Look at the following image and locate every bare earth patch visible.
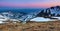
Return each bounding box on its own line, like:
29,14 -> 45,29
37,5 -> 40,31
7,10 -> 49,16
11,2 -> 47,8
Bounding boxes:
0,21 -> 60,31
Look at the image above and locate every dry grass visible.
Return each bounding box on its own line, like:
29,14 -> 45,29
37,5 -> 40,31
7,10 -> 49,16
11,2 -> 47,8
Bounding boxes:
0,21 -> 60,31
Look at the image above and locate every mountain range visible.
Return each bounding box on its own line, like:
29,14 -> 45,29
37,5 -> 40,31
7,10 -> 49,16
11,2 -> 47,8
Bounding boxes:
0,6 -> 60,22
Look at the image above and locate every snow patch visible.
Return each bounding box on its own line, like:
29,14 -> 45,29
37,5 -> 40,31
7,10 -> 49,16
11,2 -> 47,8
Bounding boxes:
30,17 -> 57,22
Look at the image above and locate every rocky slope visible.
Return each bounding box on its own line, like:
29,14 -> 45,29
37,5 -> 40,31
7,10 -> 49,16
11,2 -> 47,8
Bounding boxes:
37,6 -> 60,17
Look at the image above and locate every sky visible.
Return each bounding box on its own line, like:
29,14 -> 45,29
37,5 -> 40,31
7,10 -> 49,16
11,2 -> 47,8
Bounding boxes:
0,0 -> 60,8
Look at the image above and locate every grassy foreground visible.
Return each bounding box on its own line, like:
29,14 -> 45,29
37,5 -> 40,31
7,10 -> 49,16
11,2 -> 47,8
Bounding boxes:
0,21 -> 60,31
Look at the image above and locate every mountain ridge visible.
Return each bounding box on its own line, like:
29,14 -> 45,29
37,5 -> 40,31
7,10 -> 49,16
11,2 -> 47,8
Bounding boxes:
0,6 -> 60,23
